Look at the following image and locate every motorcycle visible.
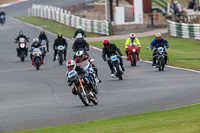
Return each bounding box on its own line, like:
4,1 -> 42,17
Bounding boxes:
15,37 -> 29,62
77,59 -> 99,94
154,47 -> 167,71
108,54 -> 123,80
128,44 -> 139,66
41,40 -> 47,56
31,48 -> 43,70
147,47 -> 167,71
56,45 -> 65,65
0,15 -> 5,25
68,70 -> 98,106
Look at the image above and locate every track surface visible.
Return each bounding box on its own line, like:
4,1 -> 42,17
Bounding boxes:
1,1 -> 200,132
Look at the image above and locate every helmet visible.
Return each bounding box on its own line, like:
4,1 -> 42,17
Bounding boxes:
155,33 -> 162,41
40,30 -> 45,34
57,33 -> 62,39
90,58 -> 95,65
33,38 -> 39,46
19,31 -> 23,36
66,60 -> 76,70
76,33 -> 83,43
76,51 -> 84,61
130,33 -> 136,40
77,26 -> 82,30
103,39 -> 110,47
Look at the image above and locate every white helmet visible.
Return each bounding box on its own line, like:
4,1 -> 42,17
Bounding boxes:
33,38 -> 39,46
76,51 -> 84,61
130,33 -> 136,40
77,26 -> 82,29
33,38 -> 39,43
66,60 -> 76,70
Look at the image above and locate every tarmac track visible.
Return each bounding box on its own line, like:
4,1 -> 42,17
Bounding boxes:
1,0 -> 200,132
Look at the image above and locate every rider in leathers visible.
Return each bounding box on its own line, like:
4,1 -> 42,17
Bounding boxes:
150,33 -> 169,66
38,30 -> 49,52
30,38 -> 43,64
66,60 -> 93,95
15,31 -> 29,57
53,33 -> 68,61
102,39 -> 125,77
74,51 -> 101,83
73,26 -> 86,39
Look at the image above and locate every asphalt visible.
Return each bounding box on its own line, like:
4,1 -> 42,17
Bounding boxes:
0,0 -> 200,132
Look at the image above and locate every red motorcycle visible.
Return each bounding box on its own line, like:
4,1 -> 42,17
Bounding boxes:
128,44 -> 139,66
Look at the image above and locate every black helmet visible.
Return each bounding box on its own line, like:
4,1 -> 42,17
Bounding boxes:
58,33 -> 62,39
40,30 -> 45,34
19,31 -> 23,36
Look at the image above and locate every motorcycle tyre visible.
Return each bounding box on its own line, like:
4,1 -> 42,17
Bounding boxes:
59,53 -> 63,65
89,74 -> 98,94
116,63 -> 123,80
131,53 -> 137,66
35,58 -> 40,70
91,93 -> 98,105
77,87 -> 89,106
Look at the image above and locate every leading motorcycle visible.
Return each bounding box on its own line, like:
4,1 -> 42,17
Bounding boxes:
76,58 -> 99,94
68,70 -> 98,106
31,48 -> 43,70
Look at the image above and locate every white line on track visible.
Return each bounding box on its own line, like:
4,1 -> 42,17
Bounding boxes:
11,17 -> 200,74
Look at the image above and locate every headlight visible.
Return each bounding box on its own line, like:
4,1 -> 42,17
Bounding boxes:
133,49 -> 136,52
20,43 -> 25,48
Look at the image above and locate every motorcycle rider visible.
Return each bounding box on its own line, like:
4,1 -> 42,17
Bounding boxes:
72,34 -> 89,59
15,31 -> 29,57
75,51 -> 101,83
38,30 -> 49,52
102,39 -> 125,77
125,33 -> 141,60
66,60 -> 93,95
30,38 -> 43,64
53,33 -> 68,61
150,33 -> 169,66
73,26 -> 86,39
0,9 -> 6,22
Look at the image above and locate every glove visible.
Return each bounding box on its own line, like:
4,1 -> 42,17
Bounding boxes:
67,81 -> 72,86
166,46 -> 169,49
125,48 -> 128,52
151,47 -> 153,50
120,54 -> 123,56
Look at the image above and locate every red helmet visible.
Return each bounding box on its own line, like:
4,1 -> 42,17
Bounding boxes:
130,33 -> 136,40
103,39 -> 110,47
66,60 -> 76,70
155,33 -> 162,41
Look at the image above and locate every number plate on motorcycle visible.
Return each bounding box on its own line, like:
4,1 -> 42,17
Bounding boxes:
68,70 -> 77,78
111,55 -> 117,61
58,46 -> 64,50
85,69 -> 89,73
158,47 -> 163,52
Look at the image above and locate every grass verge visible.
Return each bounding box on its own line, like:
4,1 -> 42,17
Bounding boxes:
17,17 -> 102,38
8,104 -> 200,133
89,34 -> 200,71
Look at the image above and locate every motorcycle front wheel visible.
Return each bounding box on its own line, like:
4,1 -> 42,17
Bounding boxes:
116,64 -> 123,80
77,87 -> 89,106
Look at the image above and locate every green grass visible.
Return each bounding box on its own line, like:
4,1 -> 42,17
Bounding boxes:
89,34 -> 200,70
17,17 -> 102,38
7,104 -> 200,133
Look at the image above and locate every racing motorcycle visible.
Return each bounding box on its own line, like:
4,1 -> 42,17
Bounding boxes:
15,37 -> 29,62
56,45 -> 65,65
31,48 -> 43,70
76,58 -> 99,94
41,40 -> 47,56
67,70 -> 98,106
0,15 -> 5,25
153,47 -> 167,71
147,47 -> 167,71
128,44 -> 139,66
108,54 -> 123,80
